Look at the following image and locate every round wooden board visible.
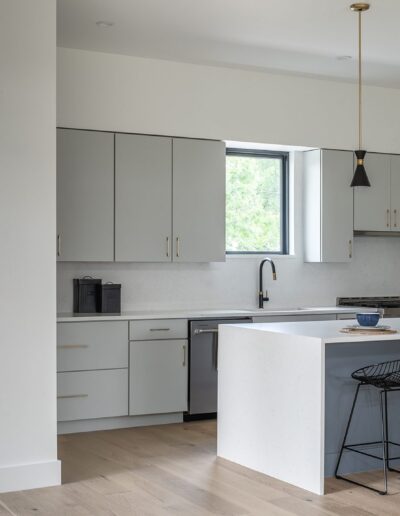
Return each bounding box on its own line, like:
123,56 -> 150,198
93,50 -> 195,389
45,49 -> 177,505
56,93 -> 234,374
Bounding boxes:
340,327 -> 398,335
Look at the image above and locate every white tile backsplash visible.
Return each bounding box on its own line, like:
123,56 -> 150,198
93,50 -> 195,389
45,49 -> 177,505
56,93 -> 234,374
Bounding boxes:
57,236 -> 400,312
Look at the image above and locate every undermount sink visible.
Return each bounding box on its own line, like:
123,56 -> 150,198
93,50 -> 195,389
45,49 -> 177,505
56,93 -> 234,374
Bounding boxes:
253,307 -> 306,313
194,309 -> 252,315
253,307 -> 340,313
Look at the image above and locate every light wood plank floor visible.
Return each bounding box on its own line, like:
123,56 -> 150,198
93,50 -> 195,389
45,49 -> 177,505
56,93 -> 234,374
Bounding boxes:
1,421 -> 400,515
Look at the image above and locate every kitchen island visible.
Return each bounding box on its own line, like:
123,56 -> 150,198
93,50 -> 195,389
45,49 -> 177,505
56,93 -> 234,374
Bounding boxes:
217,319 -> 400,495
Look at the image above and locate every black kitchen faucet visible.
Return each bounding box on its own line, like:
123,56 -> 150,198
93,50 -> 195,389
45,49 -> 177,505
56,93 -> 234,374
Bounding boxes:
258,258 -> 277,308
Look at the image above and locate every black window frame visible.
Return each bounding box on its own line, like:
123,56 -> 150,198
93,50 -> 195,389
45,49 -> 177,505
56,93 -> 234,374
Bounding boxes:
225,148 -> 289,255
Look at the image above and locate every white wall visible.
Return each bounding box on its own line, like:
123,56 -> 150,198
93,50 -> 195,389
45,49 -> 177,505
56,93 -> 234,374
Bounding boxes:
0,0 -> 60,492
57,48 -> 400,312
57,47 -> 400,153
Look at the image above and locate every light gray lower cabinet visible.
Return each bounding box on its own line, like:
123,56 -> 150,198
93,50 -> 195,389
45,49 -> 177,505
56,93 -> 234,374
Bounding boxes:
57,370 -> 128,422
172,138 -> 226,262
129,339 -> 188,415
57,129 -> 114,261
57,321 -> 129,422
115,134 -> 173,262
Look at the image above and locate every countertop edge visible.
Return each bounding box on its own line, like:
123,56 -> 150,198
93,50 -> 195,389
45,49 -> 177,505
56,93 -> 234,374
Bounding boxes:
57,306 -> 361,323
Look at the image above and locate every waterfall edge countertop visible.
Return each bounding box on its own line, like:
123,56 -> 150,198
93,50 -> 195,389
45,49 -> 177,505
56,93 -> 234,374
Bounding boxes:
232,318 -> 400,343
57,306 -> 363,322
217,318 -> 400,496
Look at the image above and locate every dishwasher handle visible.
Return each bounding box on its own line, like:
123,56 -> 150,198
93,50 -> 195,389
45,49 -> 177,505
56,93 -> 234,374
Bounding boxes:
193,328 -> 219,335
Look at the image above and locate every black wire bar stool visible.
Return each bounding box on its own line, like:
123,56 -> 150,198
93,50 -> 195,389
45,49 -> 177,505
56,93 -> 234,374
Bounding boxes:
335,359 -> 400,495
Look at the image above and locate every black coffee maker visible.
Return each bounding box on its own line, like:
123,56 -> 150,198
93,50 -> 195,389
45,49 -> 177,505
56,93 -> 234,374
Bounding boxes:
73,277 -> 121,314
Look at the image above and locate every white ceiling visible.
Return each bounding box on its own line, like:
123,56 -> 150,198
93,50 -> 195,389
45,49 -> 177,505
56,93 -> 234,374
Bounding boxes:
57,0 -> 400,88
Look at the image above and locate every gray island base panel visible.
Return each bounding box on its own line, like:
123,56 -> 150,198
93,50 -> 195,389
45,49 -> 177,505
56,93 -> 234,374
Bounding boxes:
217,319 -> 400,495
325,340 -> 400,477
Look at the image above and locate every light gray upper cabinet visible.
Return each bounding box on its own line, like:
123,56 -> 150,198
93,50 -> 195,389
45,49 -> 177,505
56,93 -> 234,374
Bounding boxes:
172,138 -> 226,262
57,129 -> 114,261
354,153 -> 391,231
115,134 -> 172,262
390,155 -> 400,231
303,149 -> 353,263
58,130 -> 225,263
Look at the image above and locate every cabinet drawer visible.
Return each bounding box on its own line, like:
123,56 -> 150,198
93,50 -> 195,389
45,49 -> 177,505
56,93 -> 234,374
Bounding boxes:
57,321 -> 128,372
129,319 -> 187,341
57,369 -> 128,422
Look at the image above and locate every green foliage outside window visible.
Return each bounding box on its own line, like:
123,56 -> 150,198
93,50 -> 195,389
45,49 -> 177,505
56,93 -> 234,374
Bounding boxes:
226,154 -> 282,253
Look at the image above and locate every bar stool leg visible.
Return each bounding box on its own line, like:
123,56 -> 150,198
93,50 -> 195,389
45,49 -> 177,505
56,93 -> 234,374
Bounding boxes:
336,384 -> 388,495
335,383 -> 361,478
385,390 -> 400,474
380,390 -> 388,495
384,390 -> 390,472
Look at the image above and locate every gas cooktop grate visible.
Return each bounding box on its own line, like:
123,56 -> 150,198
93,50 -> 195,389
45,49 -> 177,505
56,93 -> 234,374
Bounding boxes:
337,296 -> 400,310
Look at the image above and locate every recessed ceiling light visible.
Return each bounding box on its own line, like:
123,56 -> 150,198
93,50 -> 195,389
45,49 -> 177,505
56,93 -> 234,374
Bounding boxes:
96,20 -> 114,28
337,55 -> 352,61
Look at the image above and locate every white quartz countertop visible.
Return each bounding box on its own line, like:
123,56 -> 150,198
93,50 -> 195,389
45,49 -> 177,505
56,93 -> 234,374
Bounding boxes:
225,318 -> 400,344
57,306 -> 361,322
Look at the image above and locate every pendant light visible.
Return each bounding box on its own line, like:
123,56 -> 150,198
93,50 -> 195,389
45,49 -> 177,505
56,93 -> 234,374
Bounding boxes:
350,3 -> 371,187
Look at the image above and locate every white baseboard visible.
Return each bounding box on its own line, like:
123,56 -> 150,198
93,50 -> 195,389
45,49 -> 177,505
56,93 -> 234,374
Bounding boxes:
0,460 -> 61,494
58,413 -> 183,434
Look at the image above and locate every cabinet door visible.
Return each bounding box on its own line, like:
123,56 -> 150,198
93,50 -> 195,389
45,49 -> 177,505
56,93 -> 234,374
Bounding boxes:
172,139 -> 225,262
390,155 -> 400,231
57,129 -> 114,261
354,153 -> 391,231
321,150 -> 354,262
115,134 -> 172,262
129,339 -> 187,415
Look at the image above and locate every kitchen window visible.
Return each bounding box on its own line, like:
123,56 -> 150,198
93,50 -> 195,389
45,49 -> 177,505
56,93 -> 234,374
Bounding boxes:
226,148 -> 289,254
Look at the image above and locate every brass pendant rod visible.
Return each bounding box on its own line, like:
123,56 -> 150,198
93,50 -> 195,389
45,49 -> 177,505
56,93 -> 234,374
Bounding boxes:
358,10 -> 362,151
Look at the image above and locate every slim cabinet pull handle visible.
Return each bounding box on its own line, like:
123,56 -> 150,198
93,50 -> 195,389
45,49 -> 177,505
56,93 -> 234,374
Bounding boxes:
182,345 -> 186,366
57,344 -> 89,349
150,328 -> 170,332
166,236 -> 170,257
349,240 -> 352,259
57,234 -> 61,257
394,210 -> 397,228
176,237 -> 180,258
387,209 -> 390,228
57,394 -> 88,400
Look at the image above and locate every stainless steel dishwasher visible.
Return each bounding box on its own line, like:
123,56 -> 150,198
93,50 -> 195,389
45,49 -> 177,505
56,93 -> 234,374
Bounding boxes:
185,317 -> 252,420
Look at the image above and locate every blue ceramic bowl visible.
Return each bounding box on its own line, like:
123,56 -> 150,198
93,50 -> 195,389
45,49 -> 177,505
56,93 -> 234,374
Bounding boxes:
356,312 -> 380,327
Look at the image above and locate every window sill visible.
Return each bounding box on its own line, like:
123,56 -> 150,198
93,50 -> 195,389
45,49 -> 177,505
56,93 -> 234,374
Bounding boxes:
226,253 -> 296,261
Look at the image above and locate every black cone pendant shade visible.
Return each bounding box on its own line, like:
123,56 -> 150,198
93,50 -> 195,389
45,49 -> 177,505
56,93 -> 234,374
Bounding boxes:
350,3 -> 371,187
351,150 -> 370,187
